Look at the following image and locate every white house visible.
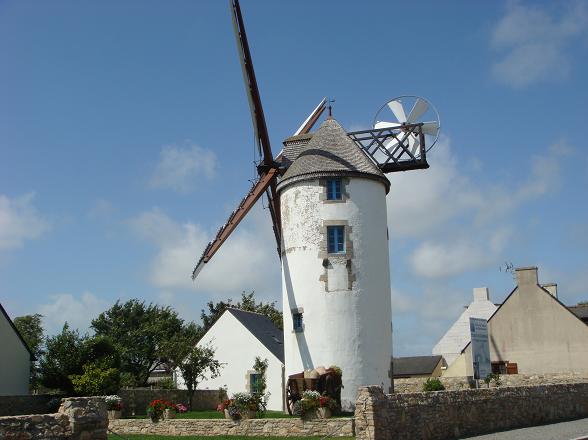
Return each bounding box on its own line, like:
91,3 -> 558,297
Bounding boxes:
0,303 -> 32,395
176,308 -> 284,411
432,287 -> 497,368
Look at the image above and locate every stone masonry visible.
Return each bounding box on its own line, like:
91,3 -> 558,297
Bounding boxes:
355,383 -> 588,440
109,417 -> 355,437
394,372 -> 588,394
117,388 -> 224,417
0,397 -> 108,440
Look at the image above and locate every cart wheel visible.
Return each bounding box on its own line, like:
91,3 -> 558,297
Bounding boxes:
286,388 -> 296,415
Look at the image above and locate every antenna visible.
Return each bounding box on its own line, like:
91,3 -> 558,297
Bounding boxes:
327,98 -> 336,117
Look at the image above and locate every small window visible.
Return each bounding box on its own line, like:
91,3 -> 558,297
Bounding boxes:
327,226 -> 345,253
293,312 -> 303,332
250,373 -> 261,394
326,178 -> 342,200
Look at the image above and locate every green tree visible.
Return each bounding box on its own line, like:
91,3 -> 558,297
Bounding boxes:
69,364 -> 120,396
91,299 -> 196,386
252,357 -> 269,414
40,323 -> 86,394
200,292 -> 283,335
13,314 -> 44,390
177,344 -> 222,410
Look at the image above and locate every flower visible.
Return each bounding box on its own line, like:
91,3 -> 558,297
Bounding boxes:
105,395 -> 123,411
176,403 -> 188,413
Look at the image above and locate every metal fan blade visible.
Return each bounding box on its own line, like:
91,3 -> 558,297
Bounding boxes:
192,168 -> 279,279
294,97 -> 327,136
421,121 -> 440,136
387,101 -> 407,123
375,121 -> 402,129
231,0 -> 274,167
406,98 -> 429,123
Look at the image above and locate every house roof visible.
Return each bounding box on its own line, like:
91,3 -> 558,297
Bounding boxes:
277,118 -> 390,193
0,303 -> 34,360
569,305 -> 588,322
226,308 -> 284,363
392,355 -> 442,378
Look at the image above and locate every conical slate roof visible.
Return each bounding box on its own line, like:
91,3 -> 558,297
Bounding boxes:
277,118 -> 389,192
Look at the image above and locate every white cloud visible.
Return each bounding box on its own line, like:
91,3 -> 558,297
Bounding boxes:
37,292 -> 108,336
150,142 -> 217,193
129,204 -> 280,297
490,1 -> 588,88
386,137 -> 568,279
0,193 -> 49,251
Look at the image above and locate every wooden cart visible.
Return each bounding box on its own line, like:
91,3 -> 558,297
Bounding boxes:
285,369 -> 342,415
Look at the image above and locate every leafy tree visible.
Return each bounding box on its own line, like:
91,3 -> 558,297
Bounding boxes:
69,363 -> 120,396
177,344 -> 222,410
13,314 -> 44,390
91,299 -> 196,386
200,292 -> 283,335
40,323 -> 86,394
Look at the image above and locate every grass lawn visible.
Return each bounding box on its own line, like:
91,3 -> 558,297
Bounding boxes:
109,436 -> 354,440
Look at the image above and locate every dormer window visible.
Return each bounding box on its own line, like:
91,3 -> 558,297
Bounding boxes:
326,178 -> 342,200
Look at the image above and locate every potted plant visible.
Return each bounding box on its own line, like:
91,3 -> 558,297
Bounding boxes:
217,393 -> 258,420
317,395 -> 337,419
105,395 -> 123,419
293,390 -> 320,420
164,402 -> 178,420
146,399 -> 169,422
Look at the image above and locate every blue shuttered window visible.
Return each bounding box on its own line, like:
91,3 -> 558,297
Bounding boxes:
293,312 -> 303,332
327,226 -> 345,253
326,179 -> 342,200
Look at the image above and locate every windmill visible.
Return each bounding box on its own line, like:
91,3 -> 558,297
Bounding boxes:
192,0 -> 441,410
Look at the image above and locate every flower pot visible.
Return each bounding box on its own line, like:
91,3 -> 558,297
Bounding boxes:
241,410 -> 256,419
224,409 -> 232,419
164,408 -> 176,419
107,410 -> 122,420
317,407 -> 332,419
149,412 -> 161,423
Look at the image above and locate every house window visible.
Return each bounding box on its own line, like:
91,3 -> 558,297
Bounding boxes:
326,178 -> 342,200
250,373 -> 261,394
327,226 -> 345,253
293,312 -> 303,332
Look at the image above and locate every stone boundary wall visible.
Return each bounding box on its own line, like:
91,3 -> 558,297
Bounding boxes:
0,394 -> 65,416
394,372 -> 588,393
109,417 -> 355,437
0,397 -> 108,440
118,388 -> 225,417
355,383 -> 588,440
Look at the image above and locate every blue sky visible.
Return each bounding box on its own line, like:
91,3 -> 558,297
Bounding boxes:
1,0 -> 587,356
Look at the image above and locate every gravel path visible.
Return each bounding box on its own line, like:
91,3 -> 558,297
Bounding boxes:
462,418 -> 588,440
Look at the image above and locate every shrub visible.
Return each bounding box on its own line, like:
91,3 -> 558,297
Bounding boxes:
154,378 -> 176,389
484,373 -> 502,387
422,378 -> 445,392
69,363 -> 120,396
105,395 -> 123,411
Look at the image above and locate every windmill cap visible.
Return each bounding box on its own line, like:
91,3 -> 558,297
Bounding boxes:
277,118 -> 390,193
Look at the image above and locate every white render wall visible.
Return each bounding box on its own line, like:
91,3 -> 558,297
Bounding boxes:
280,177 -> 392,410
0,309 -> 30,395
175,312 -> 284,411
433,287 -> 498,368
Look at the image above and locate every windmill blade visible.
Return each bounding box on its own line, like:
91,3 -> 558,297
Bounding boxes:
421,121 -> 440,136
406,98 -> 429,123
231,0 -> 274,166
294,97 -> 327,136
374,121 -> 402,130
408,134 -> 421,156
192,168 -> 279,280
387,100 -> 407,122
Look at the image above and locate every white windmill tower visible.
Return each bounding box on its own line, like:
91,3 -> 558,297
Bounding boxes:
192,0 -> 440,411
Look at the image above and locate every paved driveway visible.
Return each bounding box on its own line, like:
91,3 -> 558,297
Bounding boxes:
462,418 -> 588,440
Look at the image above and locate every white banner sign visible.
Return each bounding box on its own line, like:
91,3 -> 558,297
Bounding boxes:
470,317 -> 492,380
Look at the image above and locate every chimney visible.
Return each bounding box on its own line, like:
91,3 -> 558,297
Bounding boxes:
473,287 -> 490,302
542,283 -> 558,299
515,266 -> 538,287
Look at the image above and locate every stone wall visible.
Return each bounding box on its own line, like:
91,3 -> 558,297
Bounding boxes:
0,394 -> 65,416
355,383 -> 588,440
394,372 -> 588,393
0,397 -> 108,440
118,388 -> 225,416
109,417 -> 354,437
